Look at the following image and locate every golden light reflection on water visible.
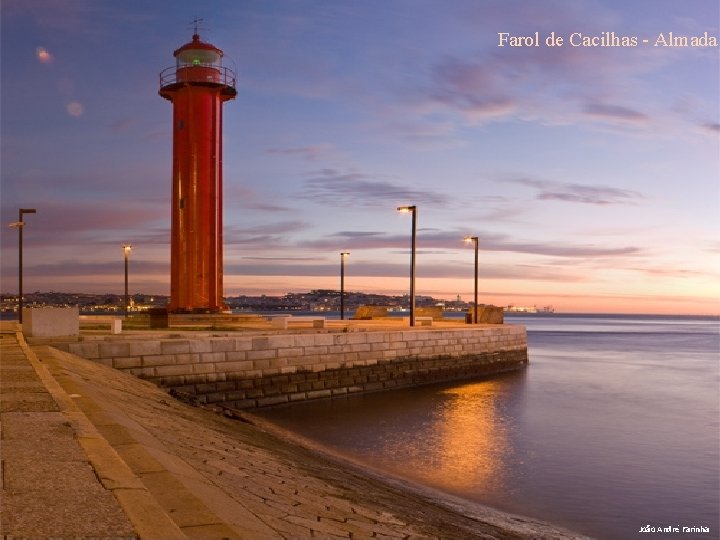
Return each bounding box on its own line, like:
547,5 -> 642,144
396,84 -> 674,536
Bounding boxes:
380,379 -> 510,493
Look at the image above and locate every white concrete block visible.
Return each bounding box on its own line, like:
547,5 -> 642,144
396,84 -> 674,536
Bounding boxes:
110,319 -> 122,334
22,307 -> 79,337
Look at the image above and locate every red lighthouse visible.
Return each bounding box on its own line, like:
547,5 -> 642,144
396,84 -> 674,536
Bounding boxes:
159,34 -> 236,313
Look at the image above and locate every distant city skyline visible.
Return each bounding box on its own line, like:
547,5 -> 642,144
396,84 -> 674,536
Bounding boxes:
1,0 -> 718,315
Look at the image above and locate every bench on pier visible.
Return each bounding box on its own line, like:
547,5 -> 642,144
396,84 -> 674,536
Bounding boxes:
268,315 -> 326,329
79,315 -> 123,334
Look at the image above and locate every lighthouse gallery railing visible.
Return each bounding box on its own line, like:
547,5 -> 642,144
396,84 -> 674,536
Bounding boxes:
159,65 -> 236,89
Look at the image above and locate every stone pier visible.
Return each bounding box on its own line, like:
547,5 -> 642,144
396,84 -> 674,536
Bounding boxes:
54,325 -> 528,409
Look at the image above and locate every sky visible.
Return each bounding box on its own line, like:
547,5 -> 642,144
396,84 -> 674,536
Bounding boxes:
1,0 -> 719,315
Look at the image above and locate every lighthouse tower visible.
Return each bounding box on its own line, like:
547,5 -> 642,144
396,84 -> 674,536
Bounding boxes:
159,33 -> 236,313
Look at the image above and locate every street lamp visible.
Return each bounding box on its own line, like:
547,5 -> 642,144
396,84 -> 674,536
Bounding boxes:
340,252 -> 350,320
8,208 -> 37,323
464,236 -> 479,324
123,244 -> 132,317
397,205 -> 417,326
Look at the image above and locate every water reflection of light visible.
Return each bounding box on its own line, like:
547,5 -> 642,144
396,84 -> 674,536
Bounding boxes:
381,380 -> 510,493
434,381 -> 509,491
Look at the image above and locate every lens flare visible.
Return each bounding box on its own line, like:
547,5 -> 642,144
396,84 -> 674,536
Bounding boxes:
35,47 -> 53,63
66,102 -> 84,116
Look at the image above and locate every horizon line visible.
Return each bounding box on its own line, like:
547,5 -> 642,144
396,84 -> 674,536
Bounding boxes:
1,289 -> 717,319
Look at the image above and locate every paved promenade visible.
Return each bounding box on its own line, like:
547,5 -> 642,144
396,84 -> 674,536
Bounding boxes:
0,324 -> 136,538
1,322 -> 588,539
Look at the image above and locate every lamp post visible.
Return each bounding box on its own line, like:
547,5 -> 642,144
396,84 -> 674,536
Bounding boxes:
8,208 -> 37,323
464,236 -> 479,324
123,244 -> 132,317
397,205 -> 417,326
340,252 -> 349,320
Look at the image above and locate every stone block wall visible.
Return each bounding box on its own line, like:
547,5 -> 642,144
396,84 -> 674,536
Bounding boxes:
58,326 -> 527,409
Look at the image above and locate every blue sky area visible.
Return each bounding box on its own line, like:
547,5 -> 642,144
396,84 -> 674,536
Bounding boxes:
1,0 -> 718,314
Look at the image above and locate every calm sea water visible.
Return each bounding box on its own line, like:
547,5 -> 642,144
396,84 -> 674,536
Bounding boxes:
256,314 -> 720,540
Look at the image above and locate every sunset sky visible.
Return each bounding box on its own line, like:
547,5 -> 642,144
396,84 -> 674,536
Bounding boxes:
1,0 -> 718,315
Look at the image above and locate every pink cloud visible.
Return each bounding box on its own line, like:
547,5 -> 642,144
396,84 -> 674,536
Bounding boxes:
266,144 -> 333,161
584,102 -> 648,123
4,201 -> 164,249
505,178 -> 644,205
299,168 -> 449,208
300,228 -> 643,259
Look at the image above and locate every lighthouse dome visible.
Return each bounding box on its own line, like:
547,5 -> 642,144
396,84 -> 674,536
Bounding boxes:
174,34 -> 223,68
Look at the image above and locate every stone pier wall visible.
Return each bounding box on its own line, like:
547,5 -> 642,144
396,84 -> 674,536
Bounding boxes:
56,326 -> 527,409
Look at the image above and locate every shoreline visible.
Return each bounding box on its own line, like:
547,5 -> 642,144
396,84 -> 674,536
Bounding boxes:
230,407 -> 591,539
